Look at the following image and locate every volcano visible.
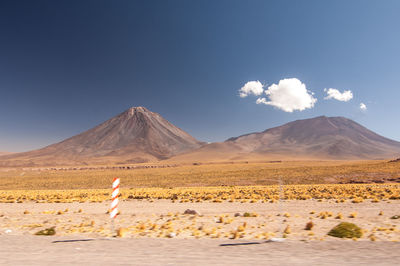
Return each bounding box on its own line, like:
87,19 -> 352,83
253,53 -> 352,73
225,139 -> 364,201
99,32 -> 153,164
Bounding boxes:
170,116 -> 400,161
0,107 -> 203,166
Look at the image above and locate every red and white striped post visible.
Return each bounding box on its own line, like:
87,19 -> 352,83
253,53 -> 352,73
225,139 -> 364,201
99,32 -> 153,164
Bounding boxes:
110,177 -> 120,235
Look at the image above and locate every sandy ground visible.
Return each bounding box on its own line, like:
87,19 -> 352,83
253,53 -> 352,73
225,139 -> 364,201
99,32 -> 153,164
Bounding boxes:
1,236 -> 400,265
1,200 -> 399,265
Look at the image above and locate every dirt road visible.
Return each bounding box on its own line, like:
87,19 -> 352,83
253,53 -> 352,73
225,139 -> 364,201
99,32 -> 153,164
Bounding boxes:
1,235 -> 399,265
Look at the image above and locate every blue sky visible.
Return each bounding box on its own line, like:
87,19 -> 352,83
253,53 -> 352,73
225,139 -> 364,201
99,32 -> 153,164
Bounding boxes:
1,0 -> 400,152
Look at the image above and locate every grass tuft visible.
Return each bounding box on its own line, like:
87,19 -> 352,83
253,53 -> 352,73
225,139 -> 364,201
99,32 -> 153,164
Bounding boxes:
35,227 -> 56,236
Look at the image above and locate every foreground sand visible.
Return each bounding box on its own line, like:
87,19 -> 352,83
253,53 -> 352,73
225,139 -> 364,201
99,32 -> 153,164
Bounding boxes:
1,200 -> 399,265
1,236 -> 400,265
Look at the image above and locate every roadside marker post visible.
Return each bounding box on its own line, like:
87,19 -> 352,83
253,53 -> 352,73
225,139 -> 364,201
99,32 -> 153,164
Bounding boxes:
110,177 -> 120,236
264,178 -> 285,242
269,178 -> 285,242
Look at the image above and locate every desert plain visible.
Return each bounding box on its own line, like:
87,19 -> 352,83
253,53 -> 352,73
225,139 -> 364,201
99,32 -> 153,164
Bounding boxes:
1,160 -> 400,265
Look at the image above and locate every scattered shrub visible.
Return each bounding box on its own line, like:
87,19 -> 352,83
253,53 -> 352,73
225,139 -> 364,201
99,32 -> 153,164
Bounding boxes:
328,222 -> 362,239
284,225 -> 291,234
335,213 -> 343,219
349,212 -> 357,218
117,227 -> 129,237
352,197 -> 364,203
35,227 -> 56,236
305,221 -> 314,230
243,212 -> 258,217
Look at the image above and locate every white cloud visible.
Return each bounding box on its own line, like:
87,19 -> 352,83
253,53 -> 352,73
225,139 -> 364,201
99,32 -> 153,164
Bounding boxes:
324,88 -> 353,102
360,103 -> 367,111
256,78 -> 317,112
239,80 -> 264,98
256,97 -> 267,104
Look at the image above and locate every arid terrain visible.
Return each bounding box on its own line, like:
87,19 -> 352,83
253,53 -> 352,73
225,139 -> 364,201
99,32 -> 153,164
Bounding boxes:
1,161 -> 400,265
1,199 -> 399,265
3,0 -> 400,263
1,108 -> 400,265
0,160 -> 399,190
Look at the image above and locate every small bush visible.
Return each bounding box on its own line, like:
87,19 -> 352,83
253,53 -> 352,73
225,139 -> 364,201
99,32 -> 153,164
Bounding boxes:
352,197 -> 364,203
390,215 -> 400,219
349,212 -> 357,218
35,227 -> 56,236
328,222 -> 362,239
305,221 -> 314,230
335,213 -> 343,219
284,225 -> 291,234
243,212 -> 258,217
117,227 -> 129,237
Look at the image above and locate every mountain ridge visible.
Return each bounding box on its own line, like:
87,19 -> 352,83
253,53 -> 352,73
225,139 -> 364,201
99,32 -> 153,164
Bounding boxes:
1,112 -> 400,166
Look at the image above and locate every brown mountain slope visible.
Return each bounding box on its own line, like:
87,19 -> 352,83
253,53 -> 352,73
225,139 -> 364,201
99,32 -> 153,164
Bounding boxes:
170,116 -> 400,162
0,107 -> 203,166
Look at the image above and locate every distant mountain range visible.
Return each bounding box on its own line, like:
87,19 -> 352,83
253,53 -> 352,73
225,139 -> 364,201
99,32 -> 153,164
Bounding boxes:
1,107 -> 400,167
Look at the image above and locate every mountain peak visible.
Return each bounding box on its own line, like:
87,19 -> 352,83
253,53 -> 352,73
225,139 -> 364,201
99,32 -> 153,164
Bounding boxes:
126,106 -> 150,115
285,116 -> 354,130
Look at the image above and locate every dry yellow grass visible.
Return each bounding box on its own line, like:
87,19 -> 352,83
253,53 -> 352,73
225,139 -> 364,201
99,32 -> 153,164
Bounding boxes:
0,183 -> 399,203
0,160 -> 399,190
